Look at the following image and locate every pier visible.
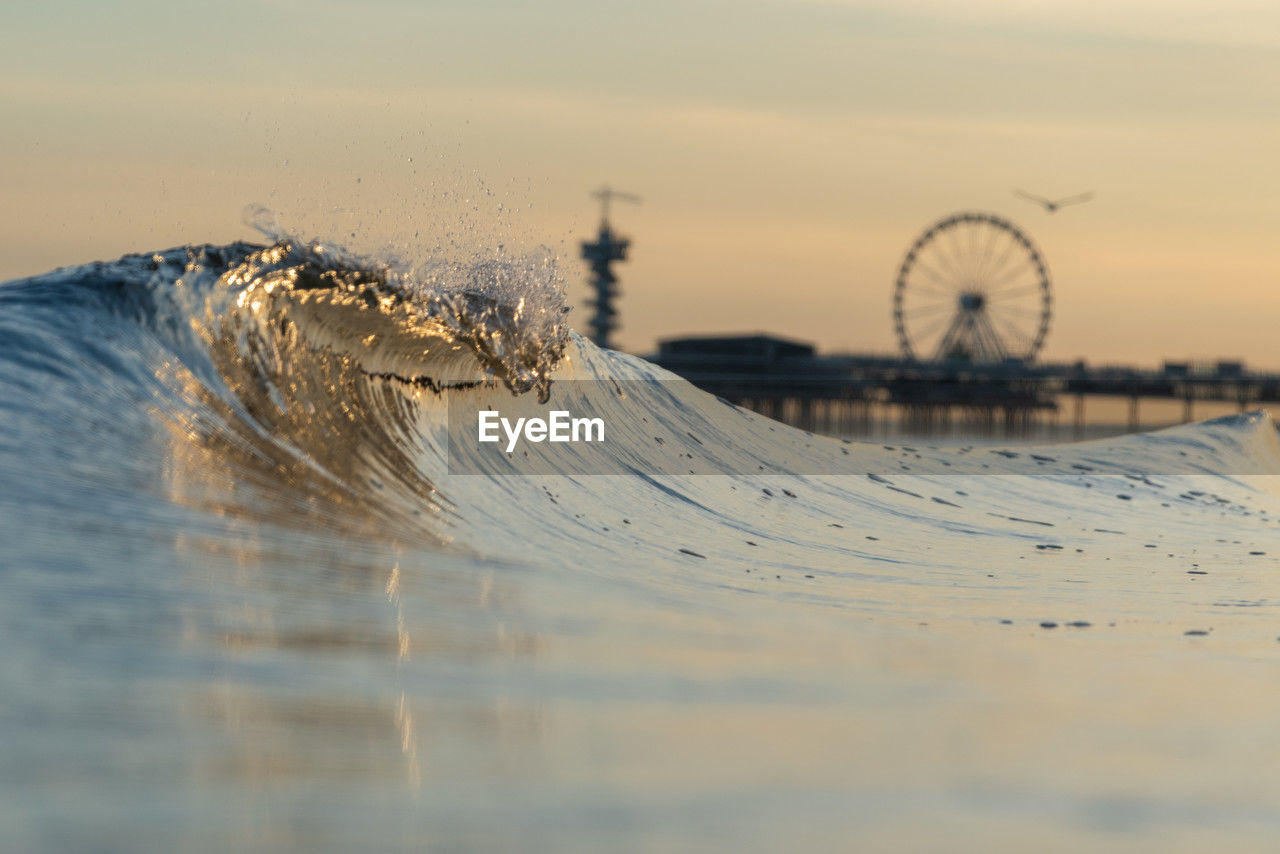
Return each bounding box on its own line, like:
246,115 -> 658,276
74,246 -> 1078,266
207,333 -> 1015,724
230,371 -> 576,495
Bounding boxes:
584,200 -> 1278,437
650,335 -> 1279,438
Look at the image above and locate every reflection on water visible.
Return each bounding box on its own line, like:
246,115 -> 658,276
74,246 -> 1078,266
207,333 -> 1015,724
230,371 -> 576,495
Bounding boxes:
386,565 -> 420,790
166,525 -> 548,850
765,394 -> 1274,444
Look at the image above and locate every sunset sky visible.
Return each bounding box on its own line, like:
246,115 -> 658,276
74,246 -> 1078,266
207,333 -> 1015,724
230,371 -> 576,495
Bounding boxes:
4,0 -> 1279,366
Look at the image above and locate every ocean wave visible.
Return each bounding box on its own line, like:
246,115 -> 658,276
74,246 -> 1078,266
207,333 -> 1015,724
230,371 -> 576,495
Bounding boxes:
8,235 -> 1280,853
2,238 -> 1279,575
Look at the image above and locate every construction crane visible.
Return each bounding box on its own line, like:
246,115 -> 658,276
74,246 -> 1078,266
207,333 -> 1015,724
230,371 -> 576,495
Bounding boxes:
592,186 -> 641,225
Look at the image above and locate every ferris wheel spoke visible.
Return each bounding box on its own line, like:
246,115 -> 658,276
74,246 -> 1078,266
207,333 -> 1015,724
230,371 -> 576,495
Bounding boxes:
904,300 -> 957,318
904,302 -> 956,319
943,227 -> 974,283
988,308 -> 1039,335
989,302 -> 1038,325
983,230 -> 1020,285
990,319 -> 1037,341
988,282 -> 1044,300
925,240 -> 967,284
974,314 -> 1011,359
911,262 -> 963,293
965,223 -> 981,278
987,261 -> 1038,291
991,323 -> 1033,354
913,312 -> 956,345
986,264 -> 1039,289
942,225 -> 966,268
908,286 -> 958,306
982,236 -> 1025,283
991,315 -> 1034,353
961,222 -> 987,281
974,224 -> 1007,284
987,252 -> 1034,285
909,289 -> 957,307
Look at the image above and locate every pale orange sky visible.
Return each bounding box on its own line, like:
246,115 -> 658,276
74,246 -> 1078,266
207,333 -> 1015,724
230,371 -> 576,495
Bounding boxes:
3,0 -> 1279,367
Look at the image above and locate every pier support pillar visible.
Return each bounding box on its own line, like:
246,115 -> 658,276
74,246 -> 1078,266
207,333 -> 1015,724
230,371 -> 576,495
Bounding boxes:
798,399 -> 813,431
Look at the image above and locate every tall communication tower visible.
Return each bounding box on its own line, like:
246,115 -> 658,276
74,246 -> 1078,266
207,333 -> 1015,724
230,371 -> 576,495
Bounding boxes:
581,186 -> 639,350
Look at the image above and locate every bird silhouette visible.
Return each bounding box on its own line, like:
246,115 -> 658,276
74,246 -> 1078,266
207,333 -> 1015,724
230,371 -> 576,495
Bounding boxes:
1013,189 -> 1094,213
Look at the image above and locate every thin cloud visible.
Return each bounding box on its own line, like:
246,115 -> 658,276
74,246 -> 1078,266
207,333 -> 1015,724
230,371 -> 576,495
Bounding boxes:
776,0 -> 1280,48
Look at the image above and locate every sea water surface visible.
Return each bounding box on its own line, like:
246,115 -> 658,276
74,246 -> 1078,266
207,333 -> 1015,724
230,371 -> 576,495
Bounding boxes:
4,237 -> 1280,852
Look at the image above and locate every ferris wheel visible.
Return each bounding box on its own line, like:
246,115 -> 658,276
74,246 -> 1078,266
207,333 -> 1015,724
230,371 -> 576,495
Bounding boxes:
892,212 -> 1052,363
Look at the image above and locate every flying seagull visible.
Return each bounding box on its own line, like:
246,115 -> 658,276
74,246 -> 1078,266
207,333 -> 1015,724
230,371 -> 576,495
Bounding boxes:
1013,189 -> 1095,213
